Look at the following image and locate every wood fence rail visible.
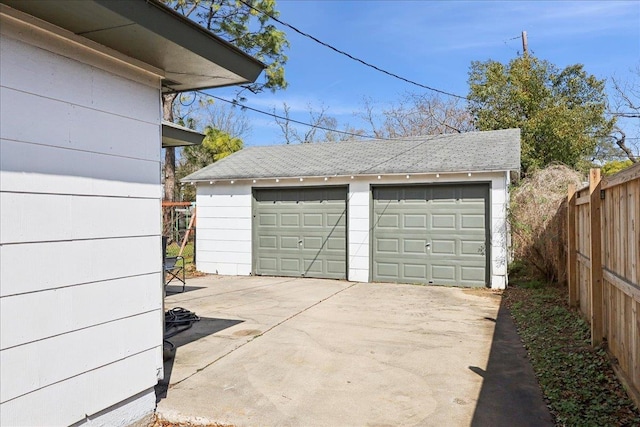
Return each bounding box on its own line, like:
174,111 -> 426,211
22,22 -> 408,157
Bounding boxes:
567,164 -> 640,405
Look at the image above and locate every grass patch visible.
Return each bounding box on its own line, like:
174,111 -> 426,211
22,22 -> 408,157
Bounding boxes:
504,282 -> 640,426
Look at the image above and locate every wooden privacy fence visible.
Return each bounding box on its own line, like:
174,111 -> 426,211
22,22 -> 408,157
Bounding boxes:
567,164 -> 640,403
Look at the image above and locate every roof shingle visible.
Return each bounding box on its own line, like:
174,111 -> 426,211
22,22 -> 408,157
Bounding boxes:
182,128 -> 521,181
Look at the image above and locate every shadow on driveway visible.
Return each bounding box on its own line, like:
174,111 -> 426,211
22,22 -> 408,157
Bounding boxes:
156,316 -> 244,402
470,300 -> 553,426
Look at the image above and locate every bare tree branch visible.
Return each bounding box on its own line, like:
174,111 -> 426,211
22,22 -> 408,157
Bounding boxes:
612,128 -> 637,163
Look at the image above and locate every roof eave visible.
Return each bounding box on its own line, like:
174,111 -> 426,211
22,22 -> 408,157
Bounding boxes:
182,168 -> 520,183
162,121 -> 205,148
0,0 -> 265,93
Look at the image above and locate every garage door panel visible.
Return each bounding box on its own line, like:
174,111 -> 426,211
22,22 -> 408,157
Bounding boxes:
373,184 -> 488,287
302,236 -> 323,250
404,264 -> 427,280
461,186 -> 487,199
303,213 -> 323,227
258,236 -> 277,249
281,236 -> 300,249
303,259 -> 323,274
280,258 -> 301,273
254,187 -> 347,280
327,260 -> 346,275
377,238 -> 399,253
431,214 -> 455,229
431,265 -> 456,281
404,239 -> 427,254
326,236 -> 346,251
461,214 -> 484,229
376,262 -> 399,278
461,240 -> 484,255
258,213 -> 277,226
327,213 -> 346,227
404,214 -> 427,228
258,257 -> 277,271
376,213 -> 400,228
432,186 -> 456,201
375,187 -> 402,201
280,213 -> 300,227
431,240 -> 455,254
462,266 -> 485,281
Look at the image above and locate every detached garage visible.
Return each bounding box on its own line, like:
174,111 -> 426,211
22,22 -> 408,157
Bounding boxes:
183,129 -> 520,289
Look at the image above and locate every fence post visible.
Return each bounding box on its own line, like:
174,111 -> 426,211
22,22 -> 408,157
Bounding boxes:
567,183 -> 577,307
192,207 -> 197,268
589,168 -> 604,346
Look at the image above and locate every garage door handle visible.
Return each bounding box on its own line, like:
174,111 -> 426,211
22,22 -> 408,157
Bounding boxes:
298,240 -> 303,245
425,243 -> 431,248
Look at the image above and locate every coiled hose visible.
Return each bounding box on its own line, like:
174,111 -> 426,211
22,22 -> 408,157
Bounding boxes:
164,307 -> 200,339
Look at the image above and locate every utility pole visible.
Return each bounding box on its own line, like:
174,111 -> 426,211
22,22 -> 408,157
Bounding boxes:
521,31 -> 528,56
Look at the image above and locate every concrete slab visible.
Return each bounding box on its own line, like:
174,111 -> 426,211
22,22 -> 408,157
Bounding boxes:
156,276 -> 552,426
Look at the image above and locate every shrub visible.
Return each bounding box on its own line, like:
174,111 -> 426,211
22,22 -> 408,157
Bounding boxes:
509,164 -> 584,283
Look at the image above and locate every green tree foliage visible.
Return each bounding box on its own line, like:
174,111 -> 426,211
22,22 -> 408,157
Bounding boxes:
161,0 -> 289,202
601,159 -> 633,176
163,0 -> 288,94
177,127 -> 243,201
468,56 -> 615,173
186,127 -> 243,167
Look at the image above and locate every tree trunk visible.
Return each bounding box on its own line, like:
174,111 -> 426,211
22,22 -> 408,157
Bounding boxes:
163,94 -> 177,241
163,94 -> 178,201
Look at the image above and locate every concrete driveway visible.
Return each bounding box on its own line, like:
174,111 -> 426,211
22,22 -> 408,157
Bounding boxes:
156,276 -> 551,426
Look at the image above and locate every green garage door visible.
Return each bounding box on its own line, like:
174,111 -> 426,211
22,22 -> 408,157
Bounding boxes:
372,184 -> 489,287
253,187 -> 347,279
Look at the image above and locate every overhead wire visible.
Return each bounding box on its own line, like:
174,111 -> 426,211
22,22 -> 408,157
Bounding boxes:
195,90 -> 387,140
236,0 -> 468,100
181,4 -> 638,152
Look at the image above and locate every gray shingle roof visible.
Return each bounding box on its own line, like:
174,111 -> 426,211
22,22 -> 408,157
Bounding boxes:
182,128 -> 521,182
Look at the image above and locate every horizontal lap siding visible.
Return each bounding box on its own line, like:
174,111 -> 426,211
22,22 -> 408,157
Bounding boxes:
1,311 -> 161,402
0,236 -> 160,296
0,27 -> 162,425
348,181 -> 370,282
0,139 -> 160,198
0,349 -> 159,426
196,185 -> 253,275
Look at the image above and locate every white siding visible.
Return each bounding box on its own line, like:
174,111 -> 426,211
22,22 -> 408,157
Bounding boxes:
195,172 -> 510,289
348,180 -> 371,282
196,184 -> 253,275
490,173 -> 509,289
0,14 -> 163,427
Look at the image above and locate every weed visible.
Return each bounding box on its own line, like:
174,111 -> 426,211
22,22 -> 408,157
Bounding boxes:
505,284 -> 640,425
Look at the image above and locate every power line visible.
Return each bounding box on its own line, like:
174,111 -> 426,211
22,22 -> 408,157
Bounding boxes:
236,0 -> 468,100
195,90 -> 385,140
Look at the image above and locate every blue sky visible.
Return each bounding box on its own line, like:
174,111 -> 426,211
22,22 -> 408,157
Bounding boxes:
209,0 -> 640,150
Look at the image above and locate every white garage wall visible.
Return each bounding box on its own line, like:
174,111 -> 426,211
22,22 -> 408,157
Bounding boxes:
196,183 -> 253,275
0,14 -> 163,426
195,171 -> 509,289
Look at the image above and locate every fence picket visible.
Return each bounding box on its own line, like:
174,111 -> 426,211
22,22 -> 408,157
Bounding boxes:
567,164 -> 640,406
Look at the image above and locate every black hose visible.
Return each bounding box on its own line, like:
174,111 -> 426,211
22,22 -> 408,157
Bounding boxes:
164,307 -> 200,339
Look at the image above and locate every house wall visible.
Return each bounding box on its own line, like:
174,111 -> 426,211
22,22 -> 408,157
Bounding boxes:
0,11 -> 163,426
195,171 -> 510,289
